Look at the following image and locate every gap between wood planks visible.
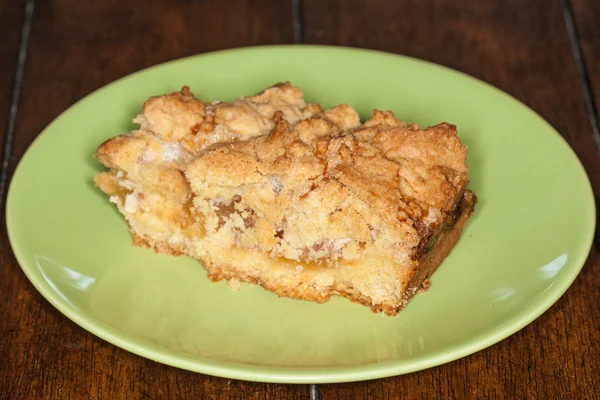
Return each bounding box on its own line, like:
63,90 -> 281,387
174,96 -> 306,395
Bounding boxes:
558,0 -> 600,250
559,0 -> 600,156
294,0 -> 600,394
291,0 -> 323,398
0,0 -> 34,217
0,0 -> 322,397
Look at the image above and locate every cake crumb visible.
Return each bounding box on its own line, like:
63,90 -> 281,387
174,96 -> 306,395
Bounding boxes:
227,278 -> 241,291
124,194 -> 138,213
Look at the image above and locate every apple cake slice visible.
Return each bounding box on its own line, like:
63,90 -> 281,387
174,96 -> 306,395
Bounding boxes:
94,83 -> 476,316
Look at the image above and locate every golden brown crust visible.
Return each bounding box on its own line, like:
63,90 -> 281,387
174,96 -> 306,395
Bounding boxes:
130,191 -> 476,316
400,191 -> 476,311
93,83 -> 476,315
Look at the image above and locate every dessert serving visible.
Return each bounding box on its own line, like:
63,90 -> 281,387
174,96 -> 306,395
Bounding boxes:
94,83 -> 476,316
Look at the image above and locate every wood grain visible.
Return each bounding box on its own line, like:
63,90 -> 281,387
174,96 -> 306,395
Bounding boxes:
0,1 -> 309,399
302,0 -> 600,398
0,229 -> 310,400
573,0 -> 600,105
7,0 -> 294,167
0,0 -> 24,152
572,0 -> 600,147
2,0 -> 599,398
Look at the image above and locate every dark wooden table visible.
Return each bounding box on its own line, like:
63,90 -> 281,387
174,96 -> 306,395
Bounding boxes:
1,1 -> 599,398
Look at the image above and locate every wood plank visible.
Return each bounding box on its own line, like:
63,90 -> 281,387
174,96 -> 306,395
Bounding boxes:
0,226 -> 309,399
572,0 -> 600,140
0,1 -> 308,399
303,0 -> 600,398
8,0 -> 294,166
304,0 -> 600,194
0,0 -> 24,161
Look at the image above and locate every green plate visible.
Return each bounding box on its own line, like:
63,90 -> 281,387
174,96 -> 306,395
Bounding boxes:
6,46 -> 595,383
